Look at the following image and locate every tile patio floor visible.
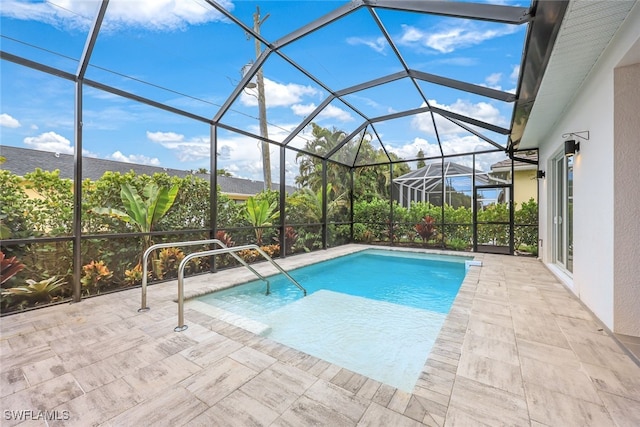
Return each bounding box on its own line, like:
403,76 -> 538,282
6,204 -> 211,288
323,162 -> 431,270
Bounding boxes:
1,244 -> 639,426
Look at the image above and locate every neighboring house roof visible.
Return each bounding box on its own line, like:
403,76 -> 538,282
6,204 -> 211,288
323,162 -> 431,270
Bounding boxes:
491,151 -> 538,173
0,145 -> 295,196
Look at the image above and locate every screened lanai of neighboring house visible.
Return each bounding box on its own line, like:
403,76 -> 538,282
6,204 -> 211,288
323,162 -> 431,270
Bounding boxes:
393,160 -> 499,209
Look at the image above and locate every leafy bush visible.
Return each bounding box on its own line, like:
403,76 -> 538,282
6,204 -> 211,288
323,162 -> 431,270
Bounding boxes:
446,238 -> 470,251
515,198 -> 538,248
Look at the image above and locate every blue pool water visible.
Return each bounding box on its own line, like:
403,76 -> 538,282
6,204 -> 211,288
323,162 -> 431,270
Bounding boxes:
196,249 -> 470,391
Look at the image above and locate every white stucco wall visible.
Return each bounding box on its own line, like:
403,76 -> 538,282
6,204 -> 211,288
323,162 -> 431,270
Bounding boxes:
538,4 -> 640,331
614,62 -> 640,336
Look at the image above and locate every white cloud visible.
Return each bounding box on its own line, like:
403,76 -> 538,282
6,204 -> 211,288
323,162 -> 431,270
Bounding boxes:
1,0 -> 233,31
484,73 -> 502,90
411,100 -> 506,136
214,123 -> 312,182
146,131 -> 209,162
346,36 -> 387,54
23,131 -> 74,154
0,113 -> 21,128
144,123 -> 307,182
21,130 -> 97,157
146,131 -> 184,144
398,23 -> 518,54
290,103 -> 353,123
240,78 -> 320,108
110,151 -> 161,166
386,136 -> 505,172
430,57 -> 478,67
510,65 -> 520,82
291,103 -> 318,117
216,133 -> 273,181
384,138 -> 433,161
317,104 -> 354,122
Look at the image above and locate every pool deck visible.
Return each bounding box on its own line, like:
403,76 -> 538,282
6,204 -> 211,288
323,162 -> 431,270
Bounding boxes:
1,244 -> 639,426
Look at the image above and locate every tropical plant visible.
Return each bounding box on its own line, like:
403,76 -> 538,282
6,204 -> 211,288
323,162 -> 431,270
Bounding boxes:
157,247 -> 186,279
80,260 -> 113,295
295,124 -> 347,192
416,149 -> 426,168
291,184 -> 347,224
260,244 -> 280,258
1,276 -> 67,303
243,196 -> 279,245
278,226 -> 298,255
1,251 -> 25,286
91,182 -> 180,253
295,124 -> 410,201
124,263 -> 145,286
385,220 -> 399,243
215,230 -> 235,247
415,215 -> 437,244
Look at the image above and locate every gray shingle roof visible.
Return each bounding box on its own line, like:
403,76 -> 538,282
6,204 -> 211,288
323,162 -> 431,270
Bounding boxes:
0,145 -> 294,196
491,151 -> 538,172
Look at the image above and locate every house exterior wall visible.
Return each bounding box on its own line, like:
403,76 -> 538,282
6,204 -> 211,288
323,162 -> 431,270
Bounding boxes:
538,4 -> 640,333
613,62 -> 640,336
514,169 -> 537,207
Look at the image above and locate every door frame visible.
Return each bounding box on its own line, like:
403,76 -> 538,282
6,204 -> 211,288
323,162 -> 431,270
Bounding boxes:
473,183 -> 514,254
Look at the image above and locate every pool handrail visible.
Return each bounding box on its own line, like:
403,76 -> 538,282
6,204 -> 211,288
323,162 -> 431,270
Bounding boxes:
175,244 -> 307,332
139,238 -> 267,312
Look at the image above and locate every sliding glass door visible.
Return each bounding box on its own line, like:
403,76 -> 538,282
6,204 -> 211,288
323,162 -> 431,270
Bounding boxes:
553,153 -> 573,273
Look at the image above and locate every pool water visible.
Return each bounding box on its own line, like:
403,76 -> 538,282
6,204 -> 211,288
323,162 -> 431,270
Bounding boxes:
196,249 -> 469,391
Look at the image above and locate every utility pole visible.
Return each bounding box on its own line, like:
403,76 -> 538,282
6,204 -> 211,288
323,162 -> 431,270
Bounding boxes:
253,6 -> 272,191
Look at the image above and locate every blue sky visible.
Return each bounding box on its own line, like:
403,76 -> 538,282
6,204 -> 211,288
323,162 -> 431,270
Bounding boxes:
1,0 -> 528,182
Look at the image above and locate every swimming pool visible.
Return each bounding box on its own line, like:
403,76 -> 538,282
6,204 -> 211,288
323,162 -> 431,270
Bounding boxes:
195,248 -> 470,391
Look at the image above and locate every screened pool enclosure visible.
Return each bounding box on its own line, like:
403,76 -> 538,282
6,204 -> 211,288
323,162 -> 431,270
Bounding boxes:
0,0 -> 566,313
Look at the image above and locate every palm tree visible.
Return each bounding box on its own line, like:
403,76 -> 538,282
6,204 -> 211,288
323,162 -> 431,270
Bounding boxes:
295,124 -> 346,191
296,183 -> 347,223
417,149 -> 426,168
296,123 -> 411,200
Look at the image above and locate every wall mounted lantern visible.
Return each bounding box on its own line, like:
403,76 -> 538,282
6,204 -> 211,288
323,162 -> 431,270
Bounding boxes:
564,139 -> 579,157
562,131 -> 589,157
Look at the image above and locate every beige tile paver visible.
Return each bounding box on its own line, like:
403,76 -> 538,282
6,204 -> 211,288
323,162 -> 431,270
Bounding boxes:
1,244 -> 639,426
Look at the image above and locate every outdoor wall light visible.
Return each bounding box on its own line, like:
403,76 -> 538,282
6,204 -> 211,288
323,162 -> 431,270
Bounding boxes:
564,139 -> 579,157
537,170 -> 546,179
562,131 -> 589,157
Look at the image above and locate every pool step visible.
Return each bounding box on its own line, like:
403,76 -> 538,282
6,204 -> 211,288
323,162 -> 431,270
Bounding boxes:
185,300 -> 271,336
203,298 -> 270,320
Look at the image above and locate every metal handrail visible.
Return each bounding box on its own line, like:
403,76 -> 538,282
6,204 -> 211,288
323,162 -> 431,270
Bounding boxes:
174,244 -> 306,332
139,239 -> 266,312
